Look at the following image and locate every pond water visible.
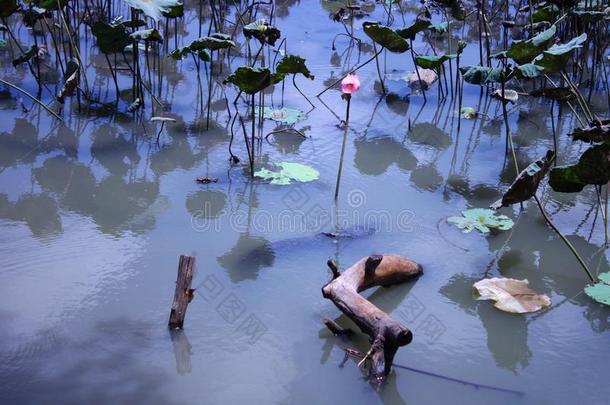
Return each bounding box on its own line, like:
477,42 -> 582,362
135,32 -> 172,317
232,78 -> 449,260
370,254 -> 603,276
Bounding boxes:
0,1 -> 609,404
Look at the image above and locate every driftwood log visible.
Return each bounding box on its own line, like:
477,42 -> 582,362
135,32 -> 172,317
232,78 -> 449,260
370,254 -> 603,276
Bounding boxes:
322,254 -> 422,379
168,255 -> 196,329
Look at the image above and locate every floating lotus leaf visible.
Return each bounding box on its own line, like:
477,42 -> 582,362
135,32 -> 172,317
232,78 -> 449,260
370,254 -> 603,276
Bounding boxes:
491,88 -> 519,104
584,272 -> 610,306
255,162 -> 319,185
460,106 -> 477,119
404,68 -> 438,91
260,107 -> 307,125
447,208 -> 514,233
473,278 -> 551,313
362,21 -> 410,53
275,55 -> 314,80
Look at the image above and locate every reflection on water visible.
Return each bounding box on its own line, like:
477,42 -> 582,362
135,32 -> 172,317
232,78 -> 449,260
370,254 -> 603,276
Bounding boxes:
354,135 -> 417,175
0,0 -> 608,403
218,233 -> 275,282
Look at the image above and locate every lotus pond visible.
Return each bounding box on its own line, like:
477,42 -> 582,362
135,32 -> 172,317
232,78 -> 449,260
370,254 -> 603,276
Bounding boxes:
0,0 -> 609,404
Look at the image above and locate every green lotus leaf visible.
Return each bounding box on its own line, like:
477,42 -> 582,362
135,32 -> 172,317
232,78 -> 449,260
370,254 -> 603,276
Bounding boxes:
396,16 -> 431,40
92,20 -> 130,54
533,4 -> 559,23
534,33 -> 587,72
415,54 -> 456,70
506,24 -> 556,64
570,122 -> 610,143
130,28 -> 163,42
255,162 -> 319,185
224,66 -> 284,94
516,63 -> 544,79
0,0 -> 19,17
276,55 -> 314,80
243,19 -> 281,46
12,45 -> 38,67
429,21 -> 448,33
34,0 -> 69,10
460,65 -> 513,84
189,36 -> 235,51
23,6 -> 48,27
362,21 -> 410,53
168,46 -> 190,60
162,2 -> 184,18
549,143 -> 610,192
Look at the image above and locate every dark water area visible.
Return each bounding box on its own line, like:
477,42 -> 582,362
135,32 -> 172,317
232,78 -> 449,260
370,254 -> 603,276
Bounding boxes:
0,1 -> 609,403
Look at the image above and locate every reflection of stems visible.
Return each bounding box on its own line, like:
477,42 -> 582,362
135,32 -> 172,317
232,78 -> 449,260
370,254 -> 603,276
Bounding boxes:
104,53 -> 120,102
0,78 -> 62,121
156,121 -> 165,144
533,195 -> 595,282
544,74 -> 586,127
604,183 -> 610,245
292,75 -> 315,109
560,71 -> 594,123
501,79 -> 519,174
207,52 -> 213,130
316,48 -> 382,97
372,43 -> 385,94
409,39 -> 426,103
250,93 -> 256,178
57,0 -> 89,95
550,101 -> 558,158
334,96 -> 351,201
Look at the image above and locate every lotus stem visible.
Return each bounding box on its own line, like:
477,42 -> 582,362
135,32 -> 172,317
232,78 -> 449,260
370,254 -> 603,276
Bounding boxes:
334,96 -> 351,201
533,195 -> 595,282
0,78 -> 62,121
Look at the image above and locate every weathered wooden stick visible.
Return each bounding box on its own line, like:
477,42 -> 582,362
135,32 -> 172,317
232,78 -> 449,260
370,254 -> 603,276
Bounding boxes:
321,254 -> 422,379
168,255 -> 196,329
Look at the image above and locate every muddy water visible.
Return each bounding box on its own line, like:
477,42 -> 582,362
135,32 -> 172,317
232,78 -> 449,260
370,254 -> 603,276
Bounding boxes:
0,1 -> 609,404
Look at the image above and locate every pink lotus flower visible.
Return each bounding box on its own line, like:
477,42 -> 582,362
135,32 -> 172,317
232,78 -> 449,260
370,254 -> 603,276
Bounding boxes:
341,74 -> 360,94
